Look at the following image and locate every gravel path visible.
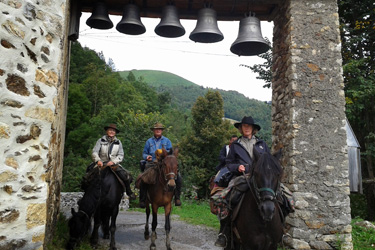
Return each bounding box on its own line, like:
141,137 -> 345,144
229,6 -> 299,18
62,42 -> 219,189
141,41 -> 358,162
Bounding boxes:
106,211 -> 222,250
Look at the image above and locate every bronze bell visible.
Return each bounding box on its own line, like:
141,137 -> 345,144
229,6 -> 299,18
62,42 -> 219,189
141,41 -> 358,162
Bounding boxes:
189,7 -> 223,43
86,2 -> 113,30
230,13 -> 270,56
155,4 -> 185,38
116,3 -> 146,35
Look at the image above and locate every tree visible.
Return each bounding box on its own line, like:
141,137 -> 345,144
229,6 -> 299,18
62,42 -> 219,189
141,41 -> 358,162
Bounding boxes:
239,38 -> 273,88
179,90 -> 236,198
338,0 -> 375,220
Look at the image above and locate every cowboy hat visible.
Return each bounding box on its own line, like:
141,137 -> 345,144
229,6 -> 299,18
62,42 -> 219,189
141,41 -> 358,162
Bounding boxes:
234,116 -> 261,131
150,122 -> 165,131
104,123 -> 120,133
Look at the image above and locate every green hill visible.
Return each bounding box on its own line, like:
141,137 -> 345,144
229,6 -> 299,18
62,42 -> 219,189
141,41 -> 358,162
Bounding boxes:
119,69 -> 272,143
118,70 -> 196,88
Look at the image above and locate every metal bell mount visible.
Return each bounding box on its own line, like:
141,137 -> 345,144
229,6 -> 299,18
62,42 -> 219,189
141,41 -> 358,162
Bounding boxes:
154,3 -> 185,38
189,4 -> 223,43
86,1 -> 113,30
116,3 -> 146,35
230,12 -> 270,56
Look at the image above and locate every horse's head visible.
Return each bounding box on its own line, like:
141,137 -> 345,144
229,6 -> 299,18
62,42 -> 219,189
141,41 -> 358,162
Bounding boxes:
158,147 -> 179,192
66,208 -> 91,249
251,149 -> 283,222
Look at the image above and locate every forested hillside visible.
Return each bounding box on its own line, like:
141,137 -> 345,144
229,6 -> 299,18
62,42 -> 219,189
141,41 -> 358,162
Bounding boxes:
119,70 -> 272,143
63,41 -> 271,198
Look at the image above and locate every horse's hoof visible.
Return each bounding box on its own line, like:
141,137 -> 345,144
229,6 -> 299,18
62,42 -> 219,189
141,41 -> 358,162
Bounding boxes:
144,232 -> 150,240
150,245 -> 156,250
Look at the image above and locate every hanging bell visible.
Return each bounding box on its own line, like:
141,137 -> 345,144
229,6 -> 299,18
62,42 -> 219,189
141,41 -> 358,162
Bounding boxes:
189,6 -> 223,43
86,1 -> 113,30
155,4 -> 185,38
116,3 -> 146,35
230,13 -> 270,56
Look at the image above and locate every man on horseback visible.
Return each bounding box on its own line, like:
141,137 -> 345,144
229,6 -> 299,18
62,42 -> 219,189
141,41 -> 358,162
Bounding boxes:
82,123 -> 136,200
138,122 -> 182,208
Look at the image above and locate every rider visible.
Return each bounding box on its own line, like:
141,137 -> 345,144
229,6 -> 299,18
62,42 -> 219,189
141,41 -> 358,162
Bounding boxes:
215,135 -> 238,171
214,116 -> 269,248
82,123 -> 136,200
139,122 -> 182,208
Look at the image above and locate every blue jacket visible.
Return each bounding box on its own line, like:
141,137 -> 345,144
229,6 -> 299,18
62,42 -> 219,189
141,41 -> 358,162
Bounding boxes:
225,136 -> 270,176
142,136 -> 172,161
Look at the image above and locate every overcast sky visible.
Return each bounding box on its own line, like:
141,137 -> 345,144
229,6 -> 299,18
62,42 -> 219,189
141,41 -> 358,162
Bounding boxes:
77,12 -> 274,101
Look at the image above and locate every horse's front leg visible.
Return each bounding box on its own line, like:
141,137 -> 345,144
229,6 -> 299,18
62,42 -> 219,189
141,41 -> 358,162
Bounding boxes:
150,205 -> 158,250
145,202 -> 150,240
109,206 -> 119,250
90,211 -> 100,246
164,203 -> 172,250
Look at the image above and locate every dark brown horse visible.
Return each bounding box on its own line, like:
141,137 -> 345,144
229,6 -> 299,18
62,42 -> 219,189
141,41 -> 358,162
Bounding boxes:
144,147 -> 179,250
229,149 -> 284,250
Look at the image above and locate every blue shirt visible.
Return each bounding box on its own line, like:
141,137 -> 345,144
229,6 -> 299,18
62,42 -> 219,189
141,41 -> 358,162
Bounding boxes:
142,136 -> 172,161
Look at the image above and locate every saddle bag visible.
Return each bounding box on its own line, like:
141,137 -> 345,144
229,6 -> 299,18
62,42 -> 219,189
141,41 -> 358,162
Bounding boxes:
135,166 -> 158,188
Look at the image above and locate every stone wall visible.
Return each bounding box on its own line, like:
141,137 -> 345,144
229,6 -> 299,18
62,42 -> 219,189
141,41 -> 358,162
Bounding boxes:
0,1 -> 69,249
272,0 -> 352,249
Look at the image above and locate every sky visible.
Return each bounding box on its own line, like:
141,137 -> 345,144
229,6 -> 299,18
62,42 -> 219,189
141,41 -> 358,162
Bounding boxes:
77,12 -> 274,102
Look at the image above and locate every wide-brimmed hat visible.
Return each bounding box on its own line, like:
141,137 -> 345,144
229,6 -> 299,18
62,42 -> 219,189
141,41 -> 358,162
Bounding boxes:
150,122 -> 165,131
104,123 -> 120,133
234,116 -> 261,131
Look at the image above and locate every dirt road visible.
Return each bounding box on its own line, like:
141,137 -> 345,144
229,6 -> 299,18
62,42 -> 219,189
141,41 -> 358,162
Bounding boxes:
95,210 -> 222,250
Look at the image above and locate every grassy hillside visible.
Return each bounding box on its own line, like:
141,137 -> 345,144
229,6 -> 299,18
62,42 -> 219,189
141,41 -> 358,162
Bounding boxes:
119,70 -> 196,88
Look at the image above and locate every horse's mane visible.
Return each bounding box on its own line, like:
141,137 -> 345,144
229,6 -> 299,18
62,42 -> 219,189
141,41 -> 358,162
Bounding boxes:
77,168 -> 101,216
252,152 -> 283,179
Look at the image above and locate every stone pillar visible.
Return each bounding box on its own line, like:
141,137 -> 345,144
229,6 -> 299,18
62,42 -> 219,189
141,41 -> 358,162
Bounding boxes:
0,1 -> 70,249
272,0 -> 352,249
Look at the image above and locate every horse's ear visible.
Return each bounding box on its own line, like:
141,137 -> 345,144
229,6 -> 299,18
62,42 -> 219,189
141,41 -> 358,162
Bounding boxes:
173,147 -> 179,157
71,208 -> 77,215
253,147 -> 261,161
273,149 -> 282,161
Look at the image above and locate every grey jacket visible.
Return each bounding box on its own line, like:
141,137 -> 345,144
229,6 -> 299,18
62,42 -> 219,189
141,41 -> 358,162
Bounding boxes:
92,135 -> 124,165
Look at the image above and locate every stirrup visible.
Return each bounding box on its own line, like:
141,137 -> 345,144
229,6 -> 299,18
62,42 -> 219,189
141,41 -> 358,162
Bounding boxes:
214,233 -> 227,248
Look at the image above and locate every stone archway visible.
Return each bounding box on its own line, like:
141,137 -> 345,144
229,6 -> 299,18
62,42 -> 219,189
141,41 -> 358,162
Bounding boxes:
0,0 -> 352,249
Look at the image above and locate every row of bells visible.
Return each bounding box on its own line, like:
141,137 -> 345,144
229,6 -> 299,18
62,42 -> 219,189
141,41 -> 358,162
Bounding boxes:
86,2 -> 270,56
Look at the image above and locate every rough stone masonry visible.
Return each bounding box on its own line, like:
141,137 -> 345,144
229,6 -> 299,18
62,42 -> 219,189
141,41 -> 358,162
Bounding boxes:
0,0 -> 352,249
272,0 -> 352,249
0,0 -> 70,249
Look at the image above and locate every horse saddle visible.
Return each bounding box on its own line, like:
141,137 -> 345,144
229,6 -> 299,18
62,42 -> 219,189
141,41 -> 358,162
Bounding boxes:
135,166 -> 158,188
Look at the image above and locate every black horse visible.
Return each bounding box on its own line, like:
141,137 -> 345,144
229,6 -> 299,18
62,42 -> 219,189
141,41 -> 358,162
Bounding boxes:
227,149 -> 284,250
66,164 -> 124,250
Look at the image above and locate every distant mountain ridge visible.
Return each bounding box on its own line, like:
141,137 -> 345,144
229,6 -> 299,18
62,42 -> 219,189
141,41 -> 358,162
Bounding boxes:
119,69 -> 272,142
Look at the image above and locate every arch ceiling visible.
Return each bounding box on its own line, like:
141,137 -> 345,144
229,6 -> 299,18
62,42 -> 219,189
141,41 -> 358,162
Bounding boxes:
79,0 -> 281,21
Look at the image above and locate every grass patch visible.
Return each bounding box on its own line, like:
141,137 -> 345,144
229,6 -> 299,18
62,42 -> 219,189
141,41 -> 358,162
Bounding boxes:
352,218 -> 375,250
128,198 -> 219,230
172,199 -> 219,229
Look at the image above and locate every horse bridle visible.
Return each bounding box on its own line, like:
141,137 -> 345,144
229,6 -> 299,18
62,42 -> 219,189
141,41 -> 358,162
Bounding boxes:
160,155 -> 177,182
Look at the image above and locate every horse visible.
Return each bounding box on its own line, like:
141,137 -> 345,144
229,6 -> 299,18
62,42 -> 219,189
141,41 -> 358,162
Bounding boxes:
143,147 -> 179,250
228,149 -> 284,250
66,164 -> 124,250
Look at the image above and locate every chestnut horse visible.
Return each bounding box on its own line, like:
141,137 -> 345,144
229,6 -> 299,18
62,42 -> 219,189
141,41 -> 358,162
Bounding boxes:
144,147 -> 179,250
228,149 -> 284,250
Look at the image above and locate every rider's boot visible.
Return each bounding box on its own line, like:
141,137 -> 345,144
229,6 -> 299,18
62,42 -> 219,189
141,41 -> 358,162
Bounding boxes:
116,169 -> 136,200
215,217 -> 230,248
139,182 -> 147,208
174,175 -> 182,206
